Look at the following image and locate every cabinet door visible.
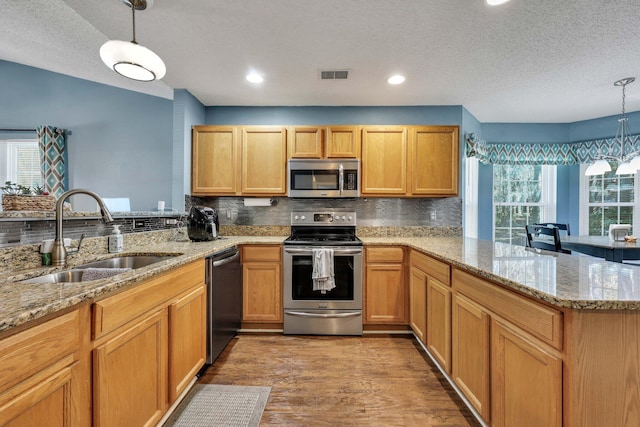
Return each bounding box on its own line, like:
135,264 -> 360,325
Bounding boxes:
289,127 -> 323,158
361,126 -> 407,195
409,126 -> 459,196
192,126 -> 238,195
243,262 -> 282,322
491,320 -> 562,427
168,285 -> 207,402
94,309 -> 168,427
452,293 -> 490,421
365,263 -> 407,324
326,126 -> 360,158
241,126 -> 287,195
426,276 -> 452,373
409,266 -> 427,343
0,361 -> 74,427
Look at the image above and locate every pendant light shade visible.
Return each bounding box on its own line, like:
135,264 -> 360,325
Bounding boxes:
100,40 -> 165,81
100,0 -> 165,82
584,78 -> 639,176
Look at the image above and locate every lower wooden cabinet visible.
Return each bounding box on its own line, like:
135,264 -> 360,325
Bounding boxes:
491,320 -> 562,427
409,266 -> 427,342
452,293 -> 491,421
168,285 -> 207,402
0,310 -> 85,427
426,277 -> 451,373
242,245 -> 283,323
365,247 -> 407,324
92,259 -> 206,426
93,309 -> 168,427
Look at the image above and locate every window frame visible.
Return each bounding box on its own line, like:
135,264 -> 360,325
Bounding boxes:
579,163 -> 640,235
492,164 -> 557,244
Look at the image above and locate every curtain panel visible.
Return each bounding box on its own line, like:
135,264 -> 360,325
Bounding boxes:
465,133 -> 640,166
36,126 -> 67,198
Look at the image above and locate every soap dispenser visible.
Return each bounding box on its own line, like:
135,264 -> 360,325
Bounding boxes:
108,225 -> 124,253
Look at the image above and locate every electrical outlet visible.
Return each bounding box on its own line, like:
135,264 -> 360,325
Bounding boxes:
134,219 -> 146,229
165,218 -> 177,225
430,211 -> 437,221
226,209 -> 232,220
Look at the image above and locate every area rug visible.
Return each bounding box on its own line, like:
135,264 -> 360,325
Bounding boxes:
163,384 -> 271,427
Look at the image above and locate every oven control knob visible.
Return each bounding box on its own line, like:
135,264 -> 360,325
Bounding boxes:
294,215 -> 299,220
341,216 -> 347,220
301,215 -> 306,220
347,215 -> 353,221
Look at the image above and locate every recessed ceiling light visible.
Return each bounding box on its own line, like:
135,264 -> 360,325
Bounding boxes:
387,75 -> 406,85
246,73 -> 264,83
486,0 -> 511,5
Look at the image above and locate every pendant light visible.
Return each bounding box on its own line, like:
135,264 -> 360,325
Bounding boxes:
585,77 -> 639,176
100,0 -> 166,82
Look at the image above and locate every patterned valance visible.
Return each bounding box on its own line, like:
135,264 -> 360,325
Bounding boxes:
465,133 -> 640,165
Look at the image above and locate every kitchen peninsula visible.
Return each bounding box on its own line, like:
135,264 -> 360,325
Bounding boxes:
0,230 -> 638,426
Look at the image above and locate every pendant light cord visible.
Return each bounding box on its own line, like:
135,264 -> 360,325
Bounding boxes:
130,1 -> 137,44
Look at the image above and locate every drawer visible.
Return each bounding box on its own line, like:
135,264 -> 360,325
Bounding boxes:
242,245 -> 282,263
93,259 -> 205,339
0,310 -> 80,394
366,247 -> 404,263
411,250 -> 450,286
453,268 -> 563,350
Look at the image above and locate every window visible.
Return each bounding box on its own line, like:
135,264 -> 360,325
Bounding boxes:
2,140 -> 42,188
580,163 -> 640,235
493,165 -> 557,245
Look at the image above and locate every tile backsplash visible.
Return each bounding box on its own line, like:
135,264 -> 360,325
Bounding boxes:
188,196 -> 462,227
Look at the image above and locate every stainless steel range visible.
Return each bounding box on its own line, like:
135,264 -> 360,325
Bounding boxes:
283,211 -> 363,335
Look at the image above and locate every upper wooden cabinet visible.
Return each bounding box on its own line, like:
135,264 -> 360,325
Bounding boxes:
361,126 -> 408,195
241,126 -> 288,195
361,125 -> 459,197
288,126 -> 361,159
192,125 -> 287,196
192,126 -> 239,195
409,126 -> 459,196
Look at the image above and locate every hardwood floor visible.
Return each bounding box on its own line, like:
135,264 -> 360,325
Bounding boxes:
199,334 -> 479,426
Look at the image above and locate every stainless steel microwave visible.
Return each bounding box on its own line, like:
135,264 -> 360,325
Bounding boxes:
288,159 -> 360,198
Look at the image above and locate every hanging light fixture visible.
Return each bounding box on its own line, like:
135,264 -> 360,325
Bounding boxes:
585,77 -> 639,176
99,0 -> 166,82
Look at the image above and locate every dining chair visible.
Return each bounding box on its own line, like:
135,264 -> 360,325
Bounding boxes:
535,223 -> 570,236
525,224 -> 571,254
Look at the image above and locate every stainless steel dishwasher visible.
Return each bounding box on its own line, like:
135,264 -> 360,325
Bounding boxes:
205,247 -> 242,364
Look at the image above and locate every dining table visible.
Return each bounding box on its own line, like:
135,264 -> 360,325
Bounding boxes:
561,235 -> 640,263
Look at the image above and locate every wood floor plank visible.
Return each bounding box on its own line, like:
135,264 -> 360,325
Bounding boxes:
199,334 -> 479,426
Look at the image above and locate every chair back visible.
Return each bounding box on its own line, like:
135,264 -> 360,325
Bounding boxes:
525,224 -> 565,253
535,223 -> 570,236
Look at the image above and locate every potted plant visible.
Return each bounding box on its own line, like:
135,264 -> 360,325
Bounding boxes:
1,181 -> 55,211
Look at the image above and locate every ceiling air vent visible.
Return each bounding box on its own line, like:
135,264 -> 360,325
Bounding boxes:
319,69 -> 350,80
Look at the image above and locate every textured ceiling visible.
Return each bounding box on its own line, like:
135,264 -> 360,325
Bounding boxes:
2,0 -> 640,123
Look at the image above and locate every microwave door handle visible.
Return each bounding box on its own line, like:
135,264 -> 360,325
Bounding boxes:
339,164 -> 344,195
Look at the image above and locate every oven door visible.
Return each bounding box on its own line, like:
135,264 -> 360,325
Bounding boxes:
283,246 -> 362,310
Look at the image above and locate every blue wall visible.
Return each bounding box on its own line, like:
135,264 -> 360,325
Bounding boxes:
0,60 -> 173,211
206,105 -> 463,125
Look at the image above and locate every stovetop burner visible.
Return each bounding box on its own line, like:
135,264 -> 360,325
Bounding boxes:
285,211 -> 362,246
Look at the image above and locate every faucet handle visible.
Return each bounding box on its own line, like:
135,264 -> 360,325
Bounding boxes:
67,233 -> 85,256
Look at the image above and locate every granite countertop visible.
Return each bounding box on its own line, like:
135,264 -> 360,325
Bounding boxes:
362,236 -> 640,310
3,230 -> 640,336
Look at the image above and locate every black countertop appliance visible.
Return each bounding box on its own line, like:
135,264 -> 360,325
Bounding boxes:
187,206 -> 219,241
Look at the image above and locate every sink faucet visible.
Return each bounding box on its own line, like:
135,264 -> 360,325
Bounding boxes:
51,189 -> 114,267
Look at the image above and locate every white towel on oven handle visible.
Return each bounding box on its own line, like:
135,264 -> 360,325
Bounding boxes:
312,248 -> 335,294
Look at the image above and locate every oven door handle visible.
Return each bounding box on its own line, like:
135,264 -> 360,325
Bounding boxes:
284,247 -> 362,255
285,310 -> 362,319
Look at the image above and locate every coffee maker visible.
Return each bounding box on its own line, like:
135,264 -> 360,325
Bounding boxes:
187,206 -> 219,241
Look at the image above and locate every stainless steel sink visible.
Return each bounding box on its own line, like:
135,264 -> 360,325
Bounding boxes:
20,269 -> 86,284
74,255 -> 178,270
19,254 -> 180,284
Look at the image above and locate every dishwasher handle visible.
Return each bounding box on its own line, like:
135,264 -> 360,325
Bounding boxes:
211,250 -> 240,267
